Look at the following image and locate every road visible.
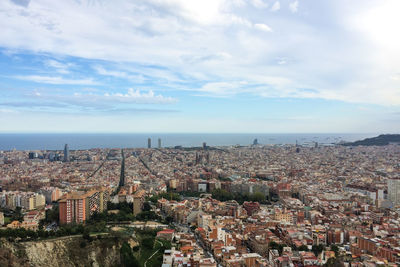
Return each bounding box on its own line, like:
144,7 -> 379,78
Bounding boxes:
172,222 -> 214,259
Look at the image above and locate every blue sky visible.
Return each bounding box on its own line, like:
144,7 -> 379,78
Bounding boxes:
0,0 -> 399,133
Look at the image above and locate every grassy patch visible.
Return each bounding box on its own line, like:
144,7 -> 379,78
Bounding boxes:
132,230 -> 166,267
4,216 -> 11,225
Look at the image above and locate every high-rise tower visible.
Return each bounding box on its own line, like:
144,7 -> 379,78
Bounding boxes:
147,138 -> 151,148
388,178 -> 400,206
63,144 -> 70,162
158,138 -> 161,148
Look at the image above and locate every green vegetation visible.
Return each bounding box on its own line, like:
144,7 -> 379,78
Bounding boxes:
298,244 -> 309,251
331,244 -> 339,257
79,240 -> 87,248
149,192 -> 180,203
135,211 -> 160,221
211,188 -> 268,204
253,175 -> 275,181
324,257 -> 342,267
11,207 -> 23,222
217,176 -> 232,182
132,229 -> 171,267
0,220 -> 106,241
178,191 -> 202,197
343,134 -> 400,146
269,241 -> 285,255
90,210 -> 135,223
89,202 -> 135,222
312,244 -> 325,256
0,228 -> 39,240
39,205 -> 59,230
4,216 -> 12,224
120,241 -> 140,267
142,202 -> 152,212
107,201 -> 133,213
93,201 -> 159,222
2,204 -> 108,241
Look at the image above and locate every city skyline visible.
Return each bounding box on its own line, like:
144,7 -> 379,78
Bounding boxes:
1,0 -> 400,133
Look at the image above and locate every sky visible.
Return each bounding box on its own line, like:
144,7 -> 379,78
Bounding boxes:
0,0 -> 399,133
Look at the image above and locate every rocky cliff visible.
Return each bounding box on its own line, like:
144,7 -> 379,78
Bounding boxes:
0,235 -> 130,267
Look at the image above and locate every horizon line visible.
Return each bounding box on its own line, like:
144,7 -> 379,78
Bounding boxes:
0,132 -> 382,135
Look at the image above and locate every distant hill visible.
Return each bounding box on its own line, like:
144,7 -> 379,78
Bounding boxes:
342,134 -> 400,146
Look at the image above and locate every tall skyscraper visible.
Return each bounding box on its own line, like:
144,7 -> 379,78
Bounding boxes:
147,138 -> 151,148
388,178 -> 400,206
158,138 -> 161,148
63,144 -> 70,162
203,142 -> 207,149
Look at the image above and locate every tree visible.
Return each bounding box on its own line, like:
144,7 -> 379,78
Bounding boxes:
160,240 -> 172,250
135,211 -> 159,221
324,257 -> 342,267
80,241 -> 87,248
11,207 -> 23,222
82,228 -> 91,241
330,244 -> 339,257
142,202 -> 152,212
211,189 -> 234,202
298,245 -> 309,251
164,216 -> 174,224
149,192 -> 180,204
250,191 -> 266,203
120,242 -> 139,267
142,237 -> 155,249
269,241 -> 285,255
312,244 -> 324,256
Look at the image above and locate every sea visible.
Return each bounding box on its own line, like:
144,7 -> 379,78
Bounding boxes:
0,133 -> 377,151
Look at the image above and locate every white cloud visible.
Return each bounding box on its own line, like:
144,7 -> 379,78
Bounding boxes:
14,75 -> 98,85
1,0 -> 400,106
251,0 -> 268,9
196,81 -> 247,96
93,65 -> 145,82
45,59 -> 73,74
254,23 -> 272,32
0,108 -> 18,114
390,73 -> 400,81
145,0 -> 249,26
270,1 -> 280,12
16,89 -> 178,113
277,58 -> 287,65
351,0 -> 400,55
289,1 -> 299,13
103,88 -> 177,104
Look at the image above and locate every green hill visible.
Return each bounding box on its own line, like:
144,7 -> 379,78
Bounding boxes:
343,134 -> 400,146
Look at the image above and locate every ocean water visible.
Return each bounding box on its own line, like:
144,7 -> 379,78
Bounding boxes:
0,133 -> 377,151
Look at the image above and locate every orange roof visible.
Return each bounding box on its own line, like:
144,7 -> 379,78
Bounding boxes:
157,229 -> 175,234
181,246 -> 194,251
133,190 -> 146,198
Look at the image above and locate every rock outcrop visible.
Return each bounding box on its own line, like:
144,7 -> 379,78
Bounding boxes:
0,235 -> 129,267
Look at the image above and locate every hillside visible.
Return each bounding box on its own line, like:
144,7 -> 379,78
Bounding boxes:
0,235 -> 127,267
342,134 -> 400,146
